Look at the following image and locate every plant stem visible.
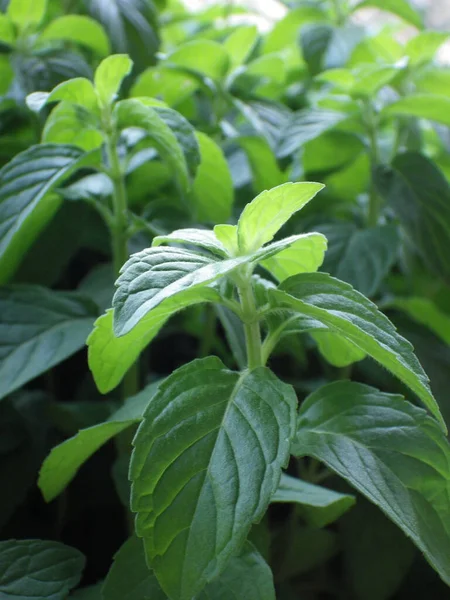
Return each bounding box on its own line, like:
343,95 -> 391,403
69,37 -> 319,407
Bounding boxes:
331,0 -> 345,25
365,100 -> 381,228
199,305 -> 216,357
237,272 -> 263,370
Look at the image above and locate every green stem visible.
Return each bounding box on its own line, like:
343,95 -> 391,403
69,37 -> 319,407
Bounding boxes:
365,101 -> 381,228
237,273 -> 263,370
331,0 -> 345,25
199,305 -> 216,357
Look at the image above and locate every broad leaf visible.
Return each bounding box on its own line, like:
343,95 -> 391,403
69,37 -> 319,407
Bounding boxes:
353,0 -> 423,29
0,144 -> 100,282
0,539 -> 85,600
0,286 -> 98,401
292,381 -> 450,585
300,24 -> 363,76
383,94 -> 450,127
271,273 -> 446,429
40,16 -> 110,56
102,536 -> 166,600
191,132 -> 233,223
95,54 -> 133,108
131,357 -> 296,600
375,152 -> 450,283
276,108 -> 348,158
261,232 -> 327,282
272,473 -> 355,528
39,382 -> 158,502
7,0 -> 46,28
237,182 -> 324,253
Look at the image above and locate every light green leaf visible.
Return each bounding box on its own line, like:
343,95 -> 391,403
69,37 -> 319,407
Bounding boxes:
114,99 -> 192,193
130,357 -> 296,600
237,182 -> 324,254
312,330 -> 367,367
292,381 -> 450,584
153,228 -> 227,257
27,78 -> 99,114
94,54 -> 133,108
350,64 -> 400,97
39,381 -> 159,502
224,26 -> 259,69
272,473 -> 355,528
197,542 -> 275,600
40,16 -> 110,56
0,55 -> 13,95
383,94 -> 450,127
0,286 -> 97,401
42,103 -> 103,151
191,131 -> 233,223
413,67 -> 450,95
271,273 -> 446,430
7,0 -> 47,29
375,152 -> 450,283
165,39 -> 230,80
102,537 -> 166,600
214,224 -> 238,256
277,108 -> 348,158
0,539 -> 85,600
386,297 -> 450,347
0,144 -> 100,283
0,14 -> 15,45
352,0 -> 423,29
238,136 -> 286,194
406,32 -> 449,66
261,232 -> 327,282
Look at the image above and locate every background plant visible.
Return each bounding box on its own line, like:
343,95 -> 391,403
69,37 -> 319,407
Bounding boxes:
1,0 -> 450,599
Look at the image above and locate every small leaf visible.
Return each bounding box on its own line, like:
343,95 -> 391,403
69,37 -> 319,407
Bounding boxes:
406,32 -> 449,66
0,539 -> 85,600
38,382 -> 158,501
164,39 -> 230,80
214,224 -> 239,256
42,103 -> 103,151
383,94 -> 450,127
102,536 -> 166,600
237,182 -> 324,254
224,26 -> 259,69
27,78 -> 99,114
94,54 -> 133,108
0,144 -> 100,282
0,286 -> 98,401
271,273 -> 446,430
130,357 -> 296,600
238,136 -> 286,194
7,0 -> 47,29
386,297 -> 450,347
272,473 -> 355,528
0,14 -> 15,45
312,330 -> 367,368
40,15 -> 111,56
292,381 -> 450,585
191,132 -> 233,223
153,228 -> 227,257
261,232 -> 327,282
352,0 -> 423,29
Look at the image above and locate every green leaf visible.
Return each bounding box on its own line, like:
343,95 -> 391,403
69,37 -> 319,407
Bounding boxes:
383,94 -> 450,127
94,54 -> 133,108
237,182 -> 324,254
272,473 -> 355,528
153,228 -> 227,257
38,382 -> 158,502
0,55 -> 13,95
300,24 -> 363,76
386,297 -> 450,347
375,152 -> 450,283
114,99 -> 193,194
406,32 -> 449,66
0,14 -> 15,45
71,583 -> 103,599
277,108 -> 348,158
191,132 -> 233,223
102,537 -> 166,600
0,286 -> 98,401
271,273 -> 446,430
238,136 -> 286,194
224,26 -> 259,69
197,542 -> 275,600
261,232 -> 327,282
413,67 -> 450,95
318,224 -> 400,297
312,330 -> 367,368
7,0 -> 47,29
164,39 -> 230,80
0,144 -> 100,282
42,103 -> 103,151
40,15 -> 111,56
27,78 -> 99,114
0,539 -> 85,600
292,381 -> 450,585
352,0 -> 423,29
130,357 -> 296,600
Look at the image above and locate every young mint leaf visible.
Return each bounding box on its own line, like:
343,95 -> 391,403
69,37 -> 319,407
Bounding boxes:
272,473 -> 355,528
130,357 -> 296,600
191,132 -> 233,223
238,136 -> 286,194
237,182 -> 324,254
382,94 -> 450,127
352,0 -> 423,29
0,14 -> 15,45
94,54 -> 133,108
0,539 -> 85,600
40,16 -> 111,56
214,224 -> 238,255
261,232 -> 327,282
292,381 -> 450,585
271,273 -> 446,430
312,330 -> 367,368
405,32 -> 449,66
224,25 -> 259,69
38,382 -> 159,501
102,536 -> 166,600
27,78 -> 99,114
0,144 -> 100,282
153,228 -> 227,257
386,297 -> 450,347
0,286 -> 98,401
42,103 -> 103,151
7,0 -> 47,29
